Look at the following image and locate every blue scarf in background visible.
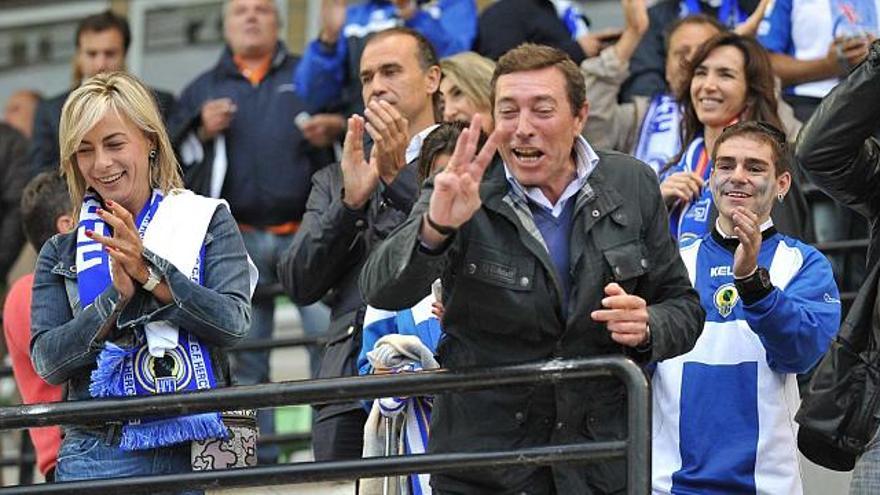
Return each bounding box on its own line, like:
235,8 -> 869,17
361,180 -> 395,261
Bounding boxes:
634,93 -> 682,176
551,0 -> 591,39
81,190 -> 227,451
831,0 -> 878,38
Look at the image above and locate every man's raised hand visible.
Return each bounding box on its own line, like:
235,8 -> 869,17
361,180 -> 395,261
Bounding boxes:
319,0 -> 346,45
365,100 -> 409,184
420,114 -> 507,247
732,206 -> 762,278
341,115 -> 379,210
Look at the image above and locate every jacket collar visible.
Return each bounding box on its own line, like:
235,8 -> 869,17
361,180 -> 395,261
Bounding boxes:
217,41 -> 288,78
502,136 -> 600,216
482,151 -> 623,223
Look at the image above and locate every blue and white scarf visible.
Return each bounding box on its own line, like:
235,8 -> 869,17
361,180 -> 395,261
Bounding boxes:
680,0 -> 747,28
664,137 -> 714,246
551,0 -> 591,39
83,190 -> 227,451
377,364 -> 434,495
633,93 -> 682,176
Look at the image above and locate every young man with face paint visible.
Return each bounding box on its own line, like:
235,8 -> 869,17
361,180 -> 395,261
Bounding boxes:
651,121 -> 840,494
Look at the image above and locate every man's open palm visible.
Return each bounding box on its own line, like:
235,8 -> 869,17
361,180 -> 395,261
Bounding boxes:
341,115 -> 379,209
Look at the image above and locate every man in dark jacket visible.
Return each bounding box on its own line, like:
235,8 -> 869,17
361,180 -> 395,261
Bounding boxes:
169,0 -> 334,464
360,43 -> 704,494
0,124 -> 29,285
30,10 -> 175,175
794,39 -> 880,494
278,26 -> 441,461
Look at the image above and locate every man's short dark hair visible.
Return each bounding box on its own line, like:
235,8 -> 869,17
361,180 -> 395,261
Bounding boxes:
364,27 -> 441,120
21,172 -> 72,250
365,27 -> 439,71
663,14 -> 727,52
490,43 -> 585,116
711,121 -> 792,176
75,10 -> 131,53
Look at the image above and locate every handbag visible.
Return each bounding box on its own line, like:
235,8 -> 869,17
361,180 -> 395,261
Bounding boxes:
191,409 -> 258,470
795,262 -> 880,471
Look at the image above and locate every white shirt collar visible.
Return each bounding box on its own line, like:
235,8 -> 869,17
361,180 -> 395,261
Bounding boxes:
503,136 -> 599,217
405,124 -> 440,164
715,217 -> 775,239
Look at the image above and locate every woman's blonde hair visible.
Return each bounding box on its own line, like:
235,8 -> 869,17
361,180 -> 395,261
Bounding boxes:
59,71 -> 183,218
440,52 -> 495,115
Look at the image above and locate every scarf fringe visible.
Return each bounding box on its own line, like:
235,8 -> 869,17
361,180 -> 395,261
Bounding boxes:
120,412 -> 228,451
90,342 -> 228,451
89,342 -> 135,398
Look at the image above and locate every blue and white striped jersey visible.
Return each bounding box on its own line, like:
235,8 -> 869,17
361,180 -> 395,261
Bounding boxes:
652,228 -> 841,494
359,295 -> 443,377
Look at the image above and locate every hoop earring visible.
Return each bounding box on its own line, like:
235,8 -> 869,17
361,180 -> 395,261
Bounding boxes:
777,193 -> 785,203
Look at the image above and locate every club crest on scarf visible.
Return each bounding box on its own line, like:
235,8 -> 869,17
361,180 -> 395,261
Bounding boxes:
133,340 -> 201,394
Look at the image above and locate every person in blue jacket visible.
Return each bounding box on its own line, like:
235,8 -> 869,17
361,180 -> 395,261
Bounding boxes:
294,0 -> 476,120
652,121 -> 841,494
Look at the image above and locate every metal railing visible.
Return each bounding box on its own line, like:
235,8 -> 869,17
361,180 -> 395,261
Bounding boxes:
0,334 -> 327,378
0,334 -> 325,481
0,356 -> 650,495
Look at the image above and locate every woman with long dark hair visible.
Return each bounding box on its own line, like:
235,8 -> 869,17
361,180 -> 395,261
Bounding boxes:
660,32 -> 807,244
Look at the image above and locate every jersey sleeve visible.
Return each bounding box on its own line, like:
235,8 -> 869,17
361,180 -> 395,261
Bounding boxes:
758,0 -> 794,54
743,244 -> 841,373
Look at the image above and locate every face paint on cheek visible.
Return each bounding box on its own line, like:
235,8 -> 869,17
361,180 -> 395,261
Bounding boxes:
752,179 -> 774,217
710,175 -> 725,203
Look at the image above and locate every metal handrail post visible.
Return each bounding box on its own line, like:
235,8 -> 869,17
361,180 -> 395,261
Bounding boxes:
614,357 -> 651,494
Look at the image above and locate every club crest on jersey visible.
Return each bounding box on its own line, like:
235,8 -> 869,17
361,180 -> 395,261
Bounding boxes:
714,283 -> 739,318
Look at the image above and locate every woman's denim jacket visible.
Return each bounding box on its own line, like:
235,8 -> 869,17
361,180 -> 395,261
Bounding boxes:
30,205 -> 253,402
